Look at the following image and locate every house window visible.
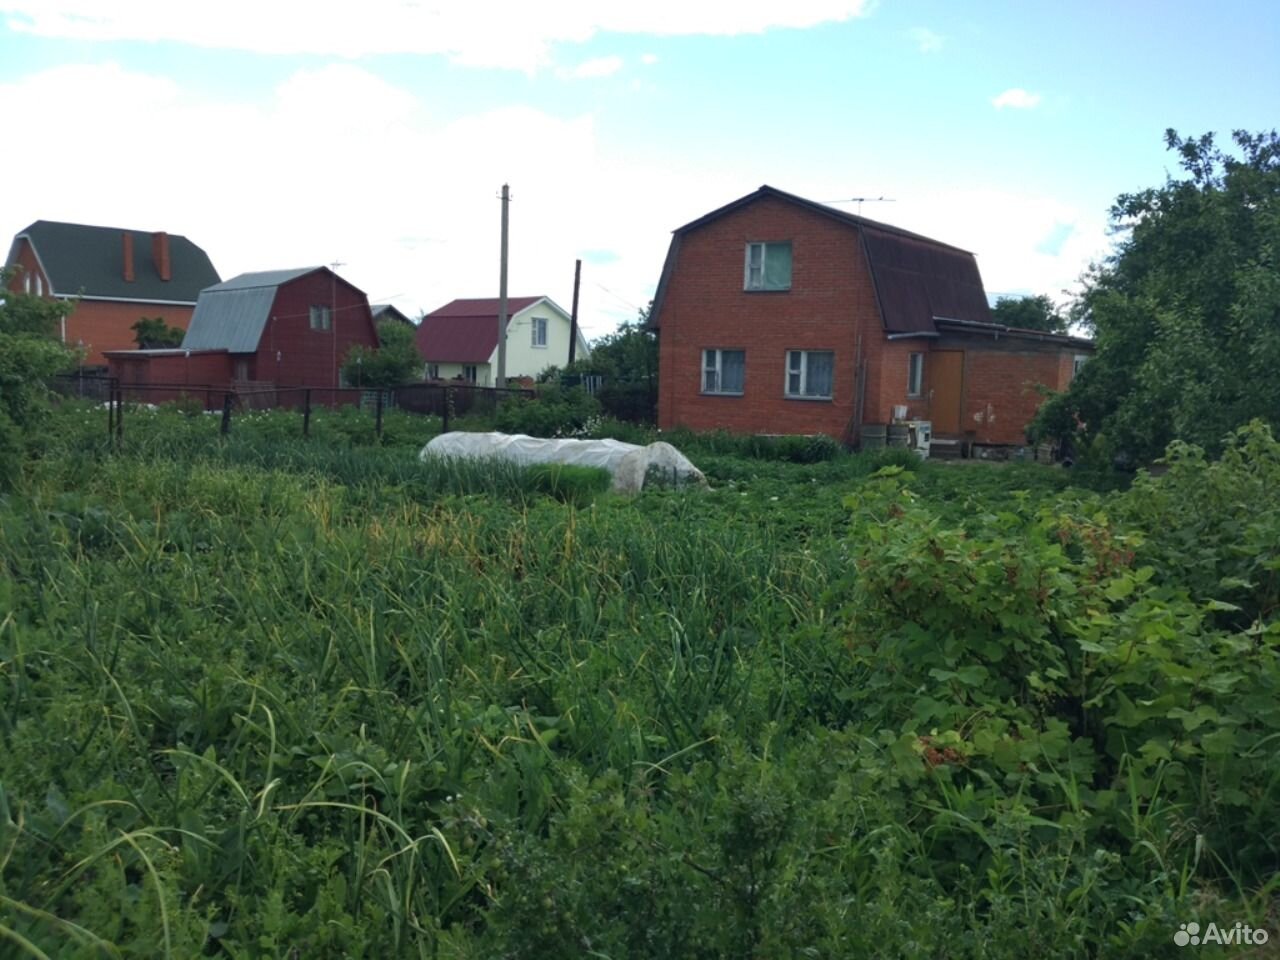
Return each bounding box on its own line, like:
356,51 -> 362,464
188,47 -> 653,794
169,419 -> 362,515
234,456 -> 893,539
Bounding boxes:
744,242 -> 792,291
907,352 -> 924,397
1072,354 -> 1088,379
425,363 -> 439,380
531,317 -> 548,348
463,364 -> 478,383
702,349 -> 745,395
309,305 -> 332,331
23,273 -> 31,294
785,350 -> 834,399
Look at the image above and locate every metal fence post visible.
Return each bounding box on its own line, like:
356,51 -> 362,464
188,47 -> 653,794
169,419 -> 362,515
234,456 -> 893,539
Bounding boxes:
115,382 -> 123,446
442,387 -> 452,433
221,392 -> 234,436
375,390 -> 384,439
303,388 -> 312,438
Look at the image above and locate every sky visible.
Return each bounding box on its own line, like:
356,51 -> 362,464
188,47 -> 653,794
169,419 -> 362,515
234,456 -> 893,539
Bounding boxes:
1,1 -> 1277,340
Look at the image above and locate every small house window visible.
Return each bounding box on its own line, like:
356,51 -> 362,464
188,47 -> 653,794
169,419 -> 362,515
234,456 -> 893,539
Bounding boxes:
531,317 -> 548,348
309,305 -> 332,331
744,242 -> 792,291
907,352 -> 924,397
35,274 -> 42,296
463,364 -> 478,383
1072,354 -> 1088,379
426,363 -> 440,380
702,348 -> 745,395
23,273 -> 31,294
785,350 -> 834,400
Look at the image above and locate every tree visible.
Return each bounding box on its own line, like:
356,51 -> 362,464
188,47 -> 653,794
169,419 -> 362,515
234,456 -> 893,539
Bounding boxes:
990,294 -> 1067,333
340,319 -> 424,388
1032,129 -> 1280,463
549,304 -> 659,422
131,316 -> 185,348
0,273 -> 76,487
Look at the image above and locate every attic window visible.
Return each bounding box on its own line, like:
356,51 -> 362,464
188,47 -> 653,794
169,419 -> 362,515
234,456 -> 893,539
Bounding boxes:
309,305 -> 331,331
744,242 -> 792,291
531,317 -> 548,348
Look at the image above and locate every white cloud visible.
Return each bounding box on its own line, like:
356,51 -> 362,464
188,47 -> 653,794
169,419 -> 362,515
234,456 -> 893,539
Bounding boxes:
640,53 -> 659,66
908,27 -> 942,53
0,61 -> 719,339
1,1 -> 874,71
991,87 -> 1042,110
557,55 -> 624,80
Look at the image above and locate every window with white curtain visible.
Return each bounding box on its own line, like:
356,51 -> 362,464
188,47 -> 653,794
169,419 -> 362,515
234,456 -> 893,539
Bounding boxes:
702,349 -> 745,394
785,350 -> 834,399
744,242 -> 792,291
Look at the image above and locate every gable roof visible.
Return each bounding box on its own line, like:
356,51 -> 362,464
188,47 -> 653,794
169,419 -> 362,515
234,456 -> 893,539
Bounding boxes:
650,185 -> 991,335
371,304 -> 414,327
182,266 -> 323,352
8,219 -> 220,303
415,296 -> 545,363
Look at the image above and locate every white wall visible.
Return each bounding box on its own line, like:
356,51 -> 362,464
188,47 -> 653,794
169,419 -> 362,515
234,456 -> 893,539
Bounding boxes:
491,298 -> 589,380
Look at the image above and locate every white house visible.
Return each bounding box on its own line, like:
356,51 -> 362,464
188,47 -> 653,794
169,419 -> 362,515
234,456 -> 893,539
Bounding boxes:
414,295 -> 590,386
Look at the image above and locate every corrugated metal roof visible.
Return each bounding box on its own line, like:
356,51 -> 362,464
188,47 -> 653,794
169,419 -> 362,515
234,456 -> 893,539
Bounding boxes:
182,285 -> 280,353
416,296 -> 544,363
204,267 -> 319,292
8,219 -> 220,301
861,227 -> 990,334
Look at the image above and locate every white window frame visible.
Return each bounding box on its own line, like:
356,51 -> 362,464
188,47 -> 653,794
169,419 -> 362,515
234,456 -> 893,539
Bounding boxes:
907,352 -> 924,398
1072,354 -> 1088,379
784,350 -> 835,400
744,242 -> 792,291
23,273 -> 31,294
35,274 -> 42,296
463,364 -> 478,383
309,305 -> 332,331
702,348 -> 745,396
531,316 -> 548,348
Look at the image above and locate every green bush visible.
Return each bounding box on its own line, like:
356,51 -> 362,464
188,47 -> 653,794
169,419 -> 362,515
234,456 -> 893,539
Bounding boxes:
494,384 -> 601,438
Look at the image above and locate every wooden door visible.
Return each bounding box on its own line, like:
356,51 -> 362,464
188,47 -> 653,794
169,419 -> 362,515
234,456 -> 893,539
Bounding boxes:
930,350 -> 964,435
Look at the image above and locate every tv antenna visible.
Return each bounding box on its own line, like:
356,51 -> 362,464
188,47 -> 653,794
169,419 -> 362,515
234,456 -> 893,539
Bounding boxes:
823,196 -> 897,216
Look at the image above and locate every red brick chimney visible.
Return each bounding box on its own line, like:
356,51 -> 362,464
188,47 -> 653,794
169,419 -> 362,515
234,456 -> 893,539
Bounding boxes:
152,231 -> 171,281
122,231 -> 135,282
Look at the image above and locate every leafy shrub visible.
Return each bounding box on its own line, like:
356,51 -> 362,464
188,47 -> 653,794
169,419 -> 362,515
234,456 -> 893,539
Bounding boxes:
495,384 -> 601,438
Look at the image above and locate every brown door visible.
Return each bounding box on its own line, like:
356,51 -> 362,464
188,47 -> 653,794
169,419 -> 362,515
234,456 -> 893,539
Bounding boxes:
930,350 -> 964,434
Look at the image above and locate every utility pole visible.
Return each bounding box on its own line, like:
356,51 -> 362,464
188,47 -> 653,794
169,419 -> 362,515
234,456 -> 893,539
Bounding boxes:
496,184 -> 510,388
329,260 -> 345,391
568,258 -> 581,366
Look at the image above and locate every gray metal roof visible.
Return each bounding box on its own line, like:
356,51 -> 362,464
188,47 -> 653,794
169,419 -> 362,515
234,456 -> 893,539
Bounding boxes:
204,267 -> 319,292
182,286 -> 280,352
182,268 -> 323,352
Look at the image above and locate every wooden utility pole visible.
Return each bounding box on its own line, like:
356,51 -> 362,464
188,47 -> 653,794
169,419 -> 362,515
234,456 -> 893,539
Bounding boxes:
568,258 -> 581,366
496,184 -> 510,388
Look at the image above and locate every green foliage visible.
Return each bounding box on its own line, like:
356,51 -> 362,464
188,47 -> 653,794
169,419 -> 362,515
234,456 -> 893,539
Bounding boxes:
1,406 -> 1275,956
990,293 -> 1069,333
663,427 -> 844,463
494,383 -> 602,437
341,320 -> 424,388
0,278 -> 76,488
555,305 -> 659,422
130,315 -> 185,348
1032,129 -> 1280,462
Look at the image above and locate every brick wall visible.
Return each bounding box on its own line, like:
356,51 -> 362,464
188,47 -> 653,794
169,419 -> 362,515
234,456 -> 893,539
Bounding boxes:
655,196 -> 882,440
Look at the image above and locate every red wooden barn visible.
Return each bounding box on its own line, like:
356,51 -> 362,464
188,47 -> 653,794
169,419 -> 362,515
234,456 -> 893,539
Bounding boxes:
104,266 -> 378,403
651,185 -> 1093,450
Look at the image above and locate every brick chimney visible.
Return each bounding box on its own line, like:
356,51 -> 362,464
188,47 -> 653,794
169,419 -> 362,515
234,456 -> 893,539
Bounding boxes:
122,231 -> 135,282
152,231 -> 171,281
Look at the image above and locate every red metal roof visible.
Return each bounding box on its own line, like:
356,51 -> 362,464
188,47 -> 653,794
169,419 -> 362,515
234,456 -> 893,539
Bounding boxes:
415,296 -> 543,363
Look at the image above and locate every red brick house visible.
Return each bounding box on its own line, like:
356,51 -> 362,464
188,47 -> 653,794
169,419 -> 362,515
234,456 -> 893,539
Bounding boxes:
5,220 -> 220,366
650,186 -> 1092,448
104,266 -> 379,401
